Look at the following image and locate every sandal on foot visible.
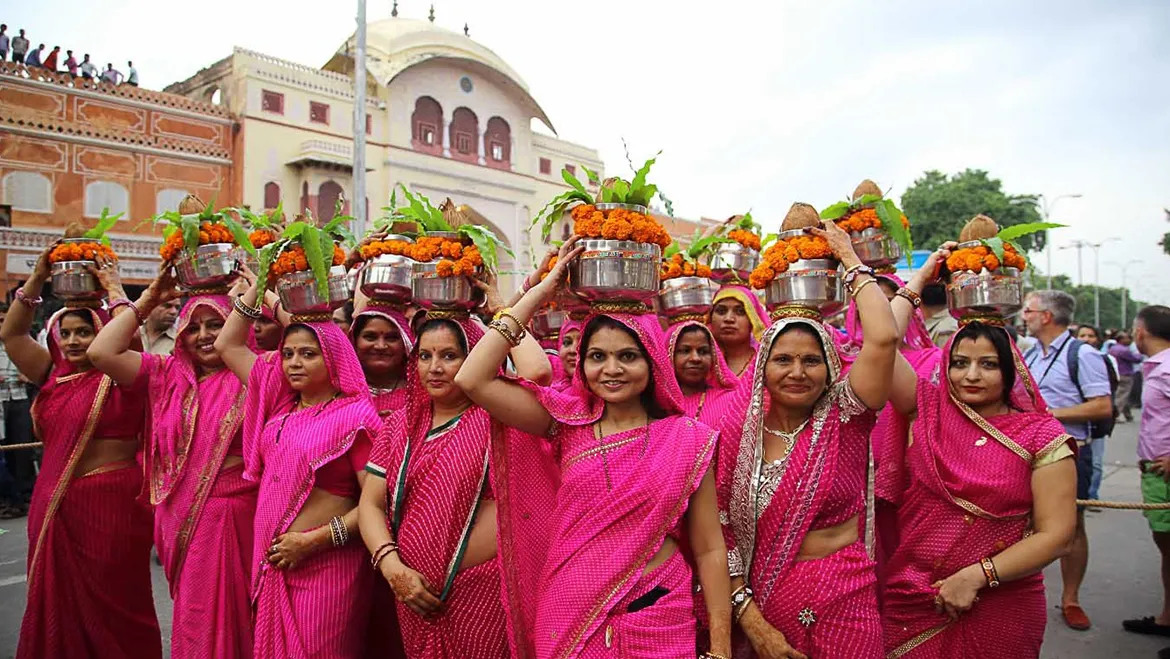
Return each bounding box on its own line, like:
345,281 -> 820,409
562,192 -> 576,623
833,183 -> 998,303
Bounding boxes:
1123,616 -> 1170,637
1062,604 -> 1091,631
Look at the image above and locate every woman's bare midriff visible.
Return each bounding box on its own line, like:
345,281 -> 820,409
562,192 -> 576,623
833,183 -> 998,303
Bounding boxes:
289,487 -> 356,533
795,513 -> 859,562
73,438 -> 139,477
458,500 -> 498,571
222,455 -> 245,471
644,536 -> 678,575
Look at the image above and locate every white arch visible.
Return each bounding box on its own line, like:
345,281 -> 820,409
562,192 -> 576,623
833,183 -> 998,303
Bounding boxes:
84,181 -> 129,218
156,188 -> 190,213
2,171 -> 53,213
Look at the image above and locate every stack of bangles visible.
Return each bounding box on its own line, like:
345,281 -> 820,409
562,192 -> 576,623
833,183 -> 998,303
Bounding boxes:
370,540 -> 399,572
233,296 -> 263,320
895,286 -> 923,308
108,298 -> 149,325
488,308 -> 527,348
730,584 -> 754,624
328,515 -> 349,547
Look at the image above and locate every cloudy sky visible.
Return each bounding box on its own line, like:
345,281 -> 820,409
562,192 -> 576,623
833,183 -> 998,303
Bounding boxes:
7,0 -> 1168,302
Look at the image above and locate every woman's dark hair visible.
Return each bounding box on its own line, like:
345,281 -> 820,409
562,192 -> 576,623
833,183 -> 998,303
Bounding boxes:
579,315 -> 669,419
416,318 -> 467,356
59,309 -> 95,329
773,323 -> 827,360
949,322 -> 1016,406
351,313 -> 403,339
675,324 -> 712,348
1077,324 -> 1101,343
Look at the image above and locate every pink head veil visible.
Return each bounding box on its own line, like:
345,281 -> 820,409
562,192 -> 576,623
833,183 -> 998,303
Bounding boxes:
39,305 -> 109,394
711,285 -> 770,346
398,312 -> 485,442
539,312 -> 685,425
349,304 -> 415,354
844,273 -> 935,352
666,319 -> 738,391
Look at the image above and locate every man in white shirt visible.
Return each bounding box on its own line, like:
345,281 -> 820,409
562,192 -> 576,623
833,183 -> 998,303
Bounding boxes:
79,54 -> 98,80
126,61 -> 138,86
140,298 -> 180,355
10,29 -> 28,64
100,63 -> 121,85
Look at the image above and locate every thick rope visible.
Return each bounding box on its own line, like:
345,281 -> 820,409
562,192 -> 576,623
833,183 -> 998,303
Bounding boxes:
1076,499 -> 1170,510
0,442 -> 43,451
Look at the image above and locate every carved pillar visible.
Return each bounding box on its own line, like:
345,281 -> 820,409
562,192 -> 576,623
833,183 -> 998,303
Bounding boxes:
442,113 -> 451,158
509,136 -> 517,172
477,128 -> 487,165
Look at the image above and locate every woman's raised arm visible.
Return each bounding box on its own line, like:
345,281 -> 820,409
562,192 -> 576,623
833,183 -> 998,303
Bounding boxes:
215,270 -> 262,384
89,266 -> 182,387
886,244 -> 955,417
455,237 -> 584,436
1,243 -> 56,385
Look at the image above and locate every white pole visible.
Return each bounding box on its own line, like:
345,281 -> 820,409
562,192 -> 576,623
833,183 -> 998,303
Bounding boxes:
352,0 -> 368,237
1093,244 -> 1101,327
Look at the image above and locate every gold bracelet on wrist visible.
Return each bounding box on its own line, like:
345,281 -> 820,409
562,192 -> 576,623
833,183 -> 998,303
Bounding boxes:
851,276 -> 878,298
489,320 -> 521,347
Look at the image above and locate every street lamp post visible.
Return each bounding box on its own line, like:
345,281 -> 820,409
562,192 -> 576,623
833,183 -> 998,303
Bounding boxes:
1040,193 -> 1083,289
351,0 -> 368,237
1108,259 -> 1143,329
1062,238 -> 1118,328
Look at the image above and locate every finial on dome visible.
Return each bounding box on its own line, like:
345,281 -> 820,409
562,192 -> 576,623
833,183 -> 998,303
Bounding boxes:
428,3 -> 435,22
464,22 -> 469,36
391,0 -> 398,17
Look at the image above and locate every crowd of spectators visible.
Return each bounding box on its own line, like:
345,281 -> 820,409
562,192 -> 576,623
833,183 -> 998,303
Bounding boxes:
0,23 -> 138,87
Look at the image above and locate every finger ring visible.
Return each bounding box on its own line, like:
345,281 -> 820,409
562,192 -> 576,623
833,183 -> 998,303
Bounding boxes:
269,544 -> 278,553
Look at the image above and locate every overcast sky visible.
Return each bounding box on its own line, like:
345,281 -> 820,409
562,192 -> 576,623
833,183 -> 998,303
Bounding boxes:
6,0 -> 1168,303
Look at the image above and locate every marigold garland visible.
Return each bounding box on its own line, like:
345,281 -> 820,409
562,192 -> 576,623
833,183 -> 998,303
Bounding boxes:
748,235 -> 832,289
158,222 -> 236,261
570,204 -> 672,248
249,229 -> 276,249
945,244 -> 1027,274
835,207 -> 910,234
660,252 -> 713,281
355,236 -> 483,278
49,241 -> 117,264
727,229 -> 762,251
269,244 -> 347,278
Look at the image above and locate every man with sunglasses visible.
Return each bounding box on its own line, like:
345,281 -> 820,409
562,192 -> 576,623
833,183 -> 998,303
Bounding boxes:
1021,290 -> 1114,632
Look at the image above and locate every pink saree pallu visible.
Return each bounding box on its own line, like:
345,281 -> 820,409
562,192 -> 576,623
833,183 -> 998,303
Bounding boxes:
876,330 -> 1074,659
244,323 -> 382,659
493,312 -> 718,659
716,317 -> 882,659
18,307 -> 161,659
141,295 -> 257,659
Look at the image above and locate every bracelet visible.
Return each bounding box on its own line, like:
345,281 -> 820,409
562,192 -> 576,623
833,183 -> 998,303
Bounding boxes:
703,653 -> 732,659
895,287 -> 922,308
108,298 -> 148,325
730,584 -> 753,611
370,540 -> 399,571
14,289 -> 42,309
233,296 -> 263,320
328,516 -> 349,547
851,276 -> 878,298
842,263 -> 875,286
494,307 -> 526,332
980,556 -> 1000,588
372,546 -> 398,572
733,596 -> 754,624
489,320 -> 522,347
369,540 -> 397,565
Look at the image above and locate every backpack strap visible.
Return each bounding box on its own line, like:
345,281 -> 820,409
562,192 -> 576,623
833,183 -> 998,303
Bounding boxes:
1065,336 -> 1086,402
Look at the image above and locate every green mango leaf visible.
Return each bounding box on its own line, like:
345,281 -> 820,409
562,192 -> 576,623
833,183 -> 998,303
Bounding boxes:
687,235 -> 735,260
761,233 -> 778,248
664,241 -> 680,259
611,179 -> 630,203
562,168 -> 590,198
629,152 -> 660,198
820,201 -> 852,220
874,199 -> 914,268
180,214 -> 202,256
581,165 -> 601,186
459,224 -> 512,273
996,222 -> 1065,244
222,213 -> 257,257
853,193 -> 883,207
282,223 -> 306,240
658,189 -> 675,217
299,226 -> 330,297
256,241 -> 285,294
981,236 -> 1006,263
83,207 -> 123,241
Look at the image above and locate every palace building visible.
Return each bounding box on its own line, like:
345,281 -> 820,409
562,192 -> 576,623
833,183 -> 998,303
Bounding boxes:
1,14 -> 714,292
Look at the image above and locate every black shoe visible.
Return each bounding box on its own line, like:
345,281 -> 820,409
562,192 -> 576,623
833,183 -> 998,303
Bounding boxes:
1159,647 -> 1170,659
1123,616 -> 1170,637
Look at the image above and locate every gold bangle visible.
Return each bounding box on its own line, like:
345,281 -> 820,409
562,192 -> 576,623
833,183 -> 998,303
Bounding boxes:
851,276 -> 878,298
895,286 -> 923,308
494,307 -> 525,329
489,320 -> 521,347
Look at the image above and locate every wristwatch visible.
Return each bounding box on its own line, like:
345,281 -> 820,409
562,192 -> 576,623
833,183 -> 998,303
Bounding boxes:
842,263 -> 876,286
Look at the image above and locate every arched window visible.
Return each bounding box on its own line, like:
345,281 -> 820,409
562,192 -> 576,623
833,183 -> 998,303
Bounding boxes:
84,180 -> 129,218
449,107 -> 479,164
411,96 -> 443,156
2,171 -> 53,213
156,188 -> 189,213
485,116 -> 511,170
264,182 -> 281,210
318,181 -> 344,222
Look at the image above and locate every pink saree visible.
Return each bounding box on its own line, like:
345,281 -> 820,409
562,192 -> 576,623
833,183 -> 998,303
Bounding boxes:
709,286 -> 770,387
550,317 -> 583,391
244,321 -> 382,659
493,312 -> 719,659
876,324 -> 1074,659
17,307 -> 161,659
367,316 -> 509,658
140,295 -> 256,659
716,316 -> 882,658
666,320 -> 740,427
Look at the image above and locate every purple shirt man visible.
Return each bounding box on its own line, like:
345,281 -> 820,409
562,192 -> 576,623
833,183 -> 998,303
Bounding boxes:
1110,342 -> 1143,378
1138,347 -> 1170,461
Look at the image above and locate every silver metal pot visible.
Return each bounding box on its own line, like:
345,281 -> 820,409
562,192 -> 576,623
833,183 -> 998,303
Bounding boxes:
850,227 -> 903,269
50,260 -> 103,301
763,258 -> 845,316
708,242 -> 760,284
595,202 -> 649,215
947,267 -> 1023,319
568,239 -> 661,304
358,254 -> 414,302
531,309 -> 567,339
657,276 -> 716,317
276,265 -> 352,314
410,260 -> 482,310
175,243 -> 241,289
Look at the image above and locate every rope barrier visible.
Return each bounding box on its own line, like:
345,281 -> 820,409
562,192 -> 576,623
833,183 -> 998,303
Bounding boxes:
0,442 -> 42,452
1076,499 -> 1170,510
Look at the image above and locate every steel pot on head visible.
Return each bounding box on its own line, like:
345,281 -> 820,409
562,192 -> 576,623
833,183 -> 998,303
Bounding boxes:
277,265 -> 352,314
568,239 -> 661,305
657,276 -> 716,317
175,242 -> 241,289
410,261 -> 482,310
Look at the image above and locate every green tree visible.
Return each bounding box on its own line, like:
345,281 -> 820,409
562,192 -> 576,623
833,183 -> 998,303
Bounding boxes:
901,169 -> 1045,253
1023,271 -> 1149,331
1161,208 -> 1170,256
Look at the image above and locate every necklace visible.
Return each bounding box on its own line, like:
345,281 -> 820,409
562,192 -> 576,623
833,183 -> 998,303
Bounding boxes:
593,415 -> 650,491
694,390 -> 708,419
763,418 -> 809,444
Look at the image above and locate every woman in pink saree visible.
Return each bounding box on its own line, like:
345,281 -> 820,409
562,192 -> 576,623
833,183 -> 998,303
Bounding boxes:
716,220 -> 900,659
551,316 -> 583,390
88,268 -> 258,659
668,319 -> 739,425
709,285 -> 769,384
217,278 -> 382,659
876,256 -> 1077,659
358,308 -> 551,658
455,238 -> 732,659
351,295 -> 414,416
3,245 -> 160,659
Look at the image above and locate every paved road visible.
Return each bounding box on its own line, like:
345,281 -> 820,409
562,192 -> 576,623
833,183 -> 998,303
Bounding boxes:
0,422 -> 1165,658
